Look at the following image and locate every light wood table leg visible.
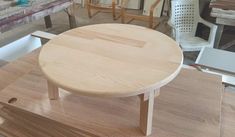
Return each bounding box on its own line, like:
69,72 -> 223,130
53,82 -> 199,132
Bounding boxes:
47,80 -> 59,100
139,91 -> 155,136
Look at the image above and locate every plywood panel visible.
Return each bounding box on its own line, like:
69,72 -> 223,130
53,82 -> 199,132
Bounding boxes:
221,87 -> 235,137
210,0 -> 235,10
0,50 -> 222,137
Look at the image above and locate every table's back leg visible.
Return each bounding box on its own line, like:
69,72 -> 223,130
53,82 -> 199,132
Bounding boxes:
47,80 -> 59,100
139,91 -> 155,136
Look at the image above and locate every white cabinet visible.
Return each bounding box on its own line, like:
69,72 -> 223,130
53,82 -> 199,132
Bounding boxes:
143,0 -> 164,17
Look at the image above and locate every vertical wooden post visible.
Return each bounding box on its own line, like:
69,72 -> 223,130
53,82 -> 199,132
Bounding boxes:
68,15 -> 77,29
87,0 -> 92,18
139,91 -> 155,136
44,15 -> 52,28
120,0 -> 127,23
68,2 -> 77,29
112,0 -> 116,20
47,80 -> 59,100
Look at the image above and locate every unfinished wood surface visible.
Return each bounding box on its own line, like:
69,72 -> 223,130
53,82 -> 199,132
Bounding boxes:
0,0 -> 73,33
87,0 -> 121,20
0,50 -> 39,91
221,87 -> 235,137
0,49 -> 222,137
211,8 -> 235,20
0,105 -> 100,137
31,31 -> 57,40
210,0 -> 235,10
121,0 -> 161,29
39,24 -> 183,98
139,91 -> 155,136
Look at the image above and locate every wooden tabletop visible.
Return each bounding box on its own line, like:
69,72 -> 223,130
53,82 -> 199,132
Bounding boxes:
39,24 -> 183,97
210,0 -> 235,10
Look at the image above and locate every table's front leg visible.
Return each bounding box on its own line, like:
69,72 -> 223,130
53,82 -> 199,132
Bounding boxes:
47,80 -> 59,100
139,90 -> 156,136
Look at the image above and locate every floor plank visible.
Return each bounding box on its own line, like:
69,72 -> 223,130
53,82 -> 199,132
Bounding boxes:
0,59 -> 7,68
221,87 -> 235,137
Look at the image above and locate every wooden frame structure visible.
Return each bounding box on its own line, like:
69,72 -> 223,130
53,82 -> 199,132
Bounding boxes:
0,0 -> 77,33
120,0 -> 161,29
87,0 -> 121,20
209,0 -> 235,49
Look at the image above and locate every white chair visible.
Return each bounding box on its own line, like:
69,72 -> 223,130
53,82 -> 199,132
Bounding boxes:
168,0 -> 218,52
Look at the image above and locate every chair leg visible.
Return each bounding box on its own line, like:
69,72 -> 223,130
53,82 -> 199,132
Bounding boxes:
121,8 -> 125,23
149,10 -> 154,29
120,0 -> 128,23
112,0 -> 116,20
87,0 -> 92,18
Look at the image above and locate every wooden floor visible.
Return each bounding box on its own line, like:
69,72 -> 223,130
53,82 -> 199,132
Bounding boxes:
221,87 -> 235,137
0,60 -> 7,68
0,49 -> 228,137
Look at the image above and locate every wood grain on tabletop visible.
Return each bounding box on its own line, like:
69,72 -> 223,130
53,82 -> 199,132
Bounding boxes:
39,24 -> 183,97
0,49 -> 223,137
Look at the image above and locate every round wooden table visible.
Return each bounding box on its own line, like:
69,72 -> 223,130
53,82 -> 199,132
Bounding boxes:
39,24 -> 183,136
